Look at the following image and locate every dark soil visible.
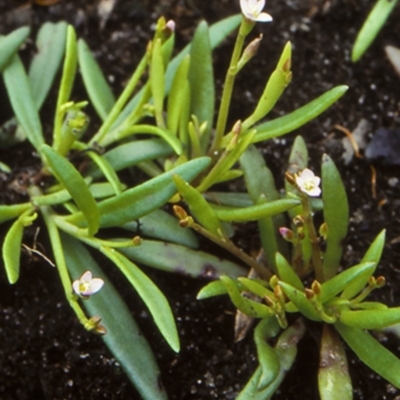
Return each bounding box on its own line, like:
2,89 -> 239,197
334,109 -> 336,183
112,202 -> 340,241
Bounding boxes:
0,1 -> 399,399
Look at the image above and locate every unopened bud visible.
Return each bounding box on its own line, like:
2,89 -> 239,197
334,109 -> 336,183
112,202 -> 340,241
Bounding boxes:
311,280 -> 321,295
319,222 -> 328,240
293,215 -> 305,227
132,236 -> 142,246
279,227 -> 294,242
375,276 -> 386,288
305,288 -> 315,300
165,19 -> 176,34
285,171 -> 296,186
269,275 -> 279,289
173,205 -> 187,220
236,35 -> 263,71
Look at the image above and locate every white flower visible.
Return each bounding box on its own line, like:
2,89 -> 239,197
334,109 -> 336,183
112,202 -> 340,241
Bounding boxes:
295,168 -> 321,197
240,0 -> 273,23
72,271 -> 104,298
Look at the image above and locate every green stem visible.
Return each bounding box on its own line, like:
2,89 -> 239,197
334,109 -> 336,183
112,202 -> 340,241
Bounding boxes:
188,219 -> 271,280
211,19 -> 253,152
39,201 -> 89,327
89,53 -> 149,146
301,196 -> 324,282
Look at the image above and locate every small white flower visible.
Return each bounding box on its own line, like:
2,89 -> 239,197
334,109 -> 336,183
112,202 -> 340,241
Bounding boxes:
295,168 -> 321,197
240,0 -> 273,23
72,271 -> 104,298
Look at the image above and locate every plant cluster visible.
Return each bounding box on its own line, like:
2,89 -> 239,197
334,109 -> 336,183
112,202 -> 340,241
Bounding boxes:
0,0 -> 398,399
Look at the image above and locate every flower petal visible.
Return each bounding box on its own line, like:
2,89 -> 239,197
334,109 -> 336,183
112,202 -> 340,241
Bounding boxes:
89,278 -> 104,294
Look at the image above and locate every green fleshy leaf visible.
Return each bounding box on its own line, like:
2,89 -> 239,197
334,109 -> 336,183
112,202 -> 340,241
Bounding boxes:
221,276 -> 274,318
254,318 -> 281,389
87,139 -> 174,179
279,281 -> 321,321
29,22 -> 68,110
341,230 -> 385,300
42,144 -> 100,236
101,247 -> 180,352
188,21 -> 214,150
213,198 -> 300,222
275,252 -> 304,291
150,38 -> 165,127
318,324 -> 352,400
67,157 -> 211,228
2,210 -> 36,284
241,145 -> 287,270
0,26 -> 30,72
352,0 -> 399,62
53,25 -> 78,149
120,239 -> 246,279
0,203 -> 33,224
321,154 -> 349,279
335,321 -> 400,388
122,209 -> 199,249
320,262 -> 375,303
197,280 -> 228,299
78,39 -> 115,121
243,42 -> 292,130
238,278 -> 274,299
173,174 -> 226,238
61,234 -> 168,400
250,86 -> 348,143
3,54 -> 44,152
339,308 -> 400,330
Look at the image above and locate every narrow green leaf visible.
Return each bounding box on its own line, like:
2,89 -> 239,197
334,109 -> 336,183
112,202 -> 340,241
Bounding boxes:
204,191 -> 253,207
0,26 -> 30,71
188,21 -> 214,150
339,308 -> 400,330
275,252 -> 304,291
251,86 -> 348,143
87,139 -> 174,179
173,174 -> 226,238
341,230 -> 385,299
238,278 -> 275,299
120,239 -> 246,279
101,247 -> 180,352
221,276 -> 274,318
241,145 -> 287,269
321,154 -> 349,279
2,217 -> 24,284
213,198 -> 300,222
61,234 -> 168,400
68,157 -> 211,228
197,280 -> 227,299
3,54 -> 44,152
150,38 -> 165,127
254,318 -> 281,389
320,262 -> 375,303
42,144 -> 100,235
279,281 -> 321,321
318,324 -> 352,400
0,203 -> 33,224
243,42 -> 292,130
78,39 -> 115,121
29,22 -> 67,110
335,321 -> 400,388
352,0 -> 398,62
167,55 -> 190,134
123,209 -> 199,249
54,25 -> 78,149
2,210 -> 36,284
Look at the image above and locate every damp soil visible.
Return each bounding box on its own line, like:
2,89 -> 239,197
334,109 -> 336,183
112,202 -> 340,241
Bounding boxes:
0,1 -> 399,399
